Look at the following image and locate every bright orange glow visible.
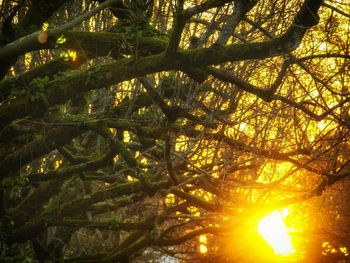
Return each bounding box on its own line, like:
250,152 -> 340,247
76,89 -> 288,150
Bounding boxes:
258,209 -> 294,255
199,234 -> 207,243
199,244 -> 208,254
322,242 -> 349,256
199,234 -> 208,254
340,247 -> 349,256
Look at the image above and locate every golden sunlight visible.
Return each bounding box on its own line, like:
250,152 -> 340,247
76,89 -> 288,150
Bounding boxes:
199,234 -> 208,254
258,209 -> 294,256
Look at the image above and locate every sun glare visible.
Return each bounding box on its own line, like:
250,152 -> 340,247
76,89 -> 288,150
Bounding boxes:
199,234 -> 208,254
258,209 -> 294,255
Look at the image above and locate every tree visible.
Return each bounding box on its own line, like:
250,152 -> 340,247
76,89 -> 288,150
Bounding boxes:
0,0 -> 349,262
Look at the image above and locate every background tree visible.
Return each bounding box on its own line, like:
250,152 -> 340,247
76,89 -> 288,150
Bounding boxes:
0,0 -> 349,262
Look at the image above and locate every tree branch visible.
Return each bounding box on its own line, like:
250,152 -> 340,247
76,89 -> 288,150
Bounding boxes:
0,0 -> 120,60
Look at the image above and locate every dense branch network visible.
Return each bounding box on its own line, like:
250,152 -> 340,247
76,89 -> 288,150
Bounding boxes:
0,0 -> 350,262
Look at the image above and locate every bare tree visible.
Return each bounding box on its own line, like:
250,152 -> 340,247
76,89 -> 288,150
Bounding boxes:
0,0 -> 349,262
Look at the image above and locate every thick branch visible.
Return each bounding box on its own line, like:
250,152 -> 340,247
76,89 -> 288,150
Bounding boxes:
0,0 -> 119,60
0,126 -> 84,178
0,0 -> 324,127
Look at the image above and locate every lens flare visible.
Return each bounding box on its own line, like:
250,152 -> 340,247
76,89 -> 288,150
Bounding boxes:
258,209 -> 294,255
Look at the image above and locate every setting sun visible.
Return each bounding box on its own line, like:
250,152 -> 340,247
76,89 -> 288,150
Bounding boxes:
258,209 -> 294,256
3,0 -> 350,261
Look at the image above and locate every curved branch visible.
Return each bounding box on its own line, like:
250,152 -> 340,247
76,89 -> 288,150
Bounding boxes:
0,0 -> 120,59
0,126 -> 84,179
